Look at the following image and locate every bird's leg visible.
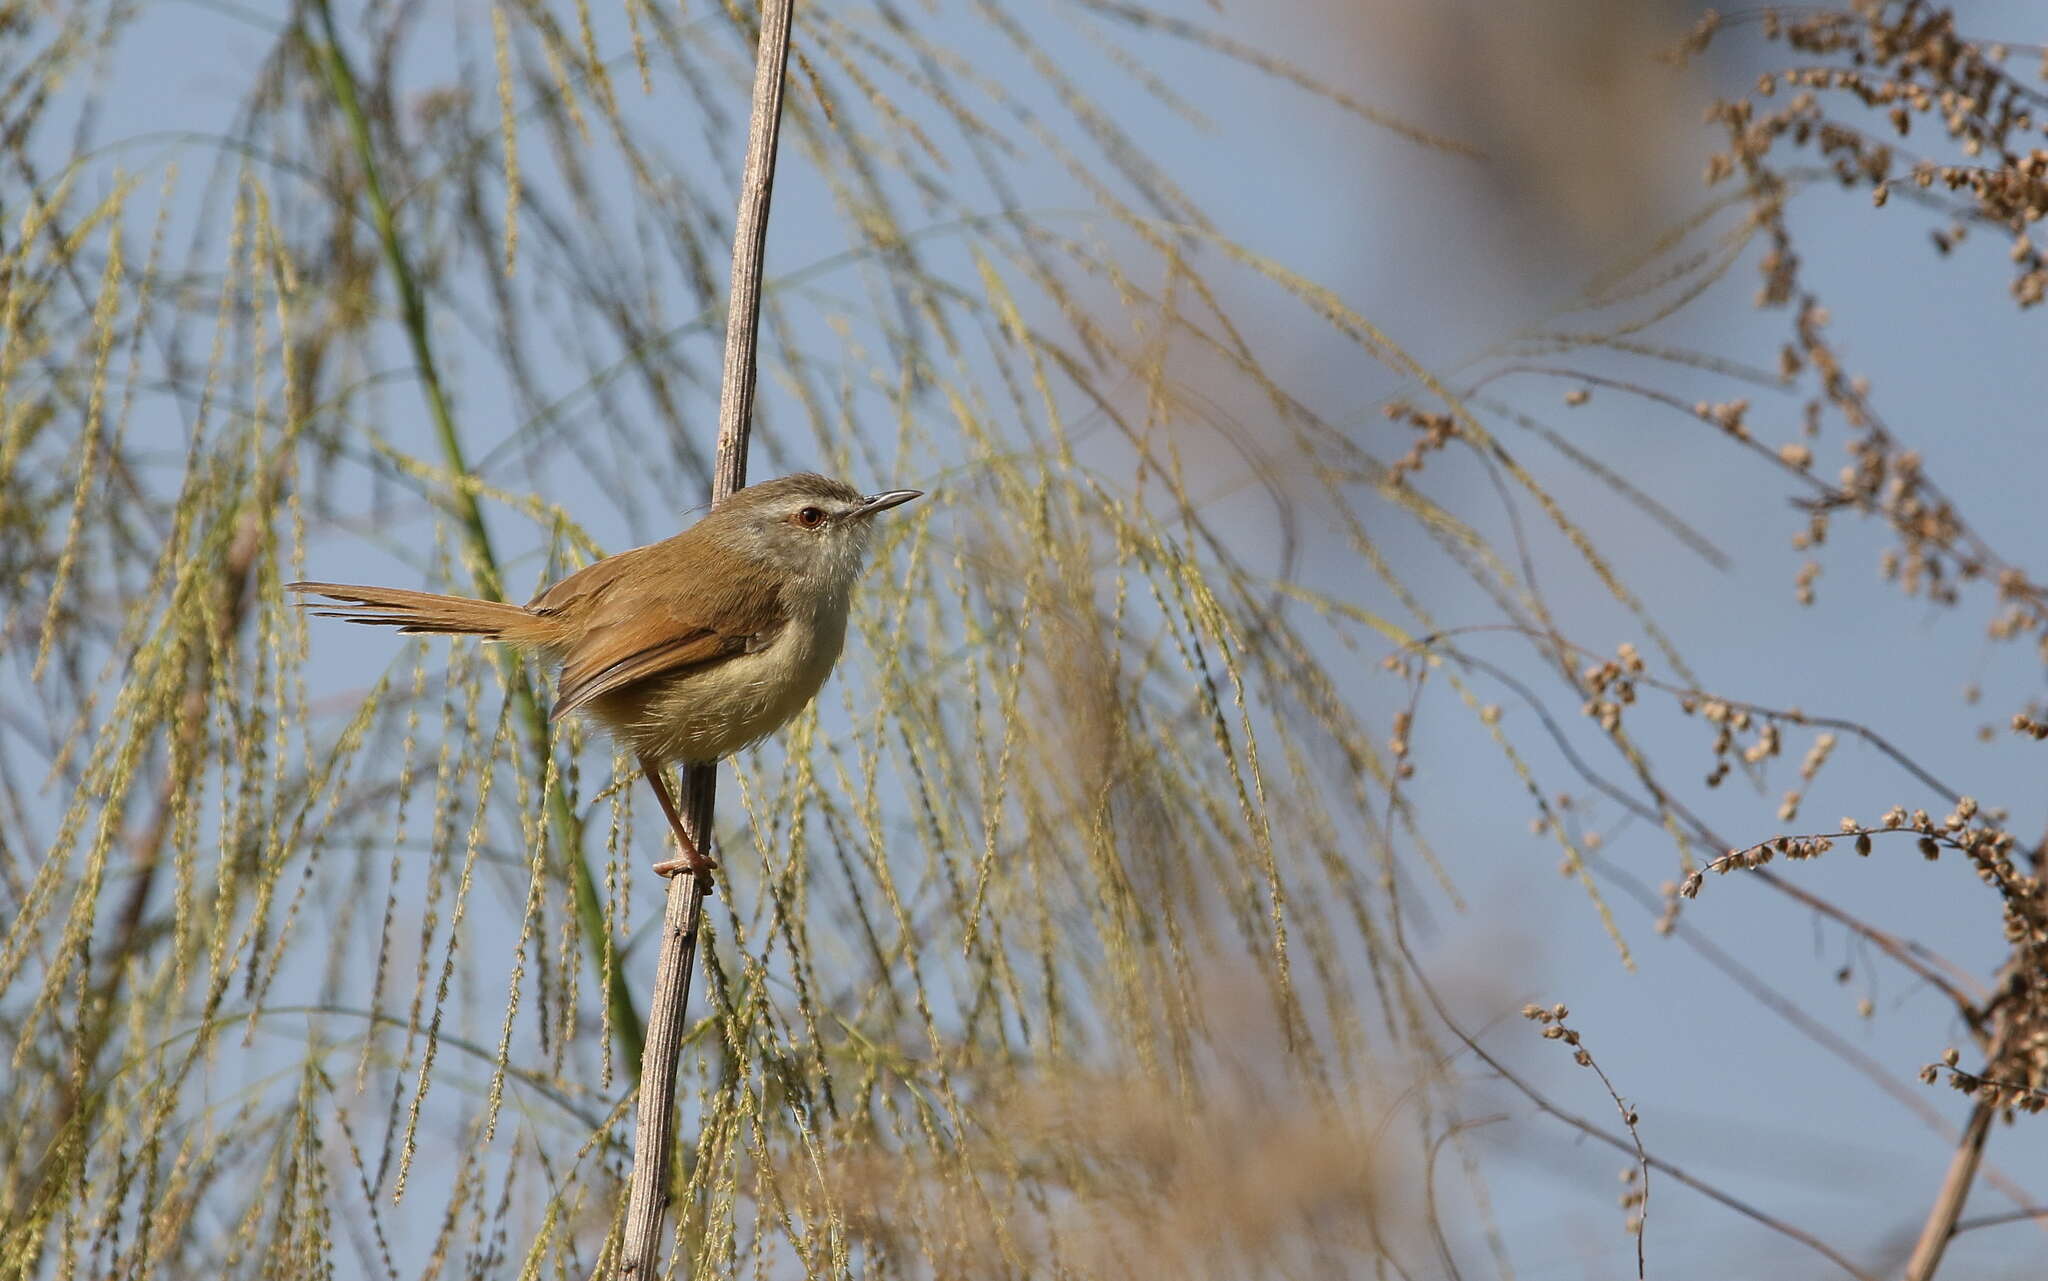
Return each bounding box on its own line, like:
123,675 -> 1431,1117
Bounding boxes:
639,756 -> 718,888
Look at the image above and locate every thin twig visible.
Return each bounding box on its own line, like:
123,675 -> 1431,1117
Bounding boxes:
615,1 -> 796,1276
1376,750 -> 1874,1281
1524,1007 -> 1650,1279
1400,933 -> 1877,1281
1422,638 -> 1987,1011
1905,1005 -> 2020,1281
1904,1098 -> 1995,1281
1954,1205 -> 2048,1235
1586,851 -> 2047,1220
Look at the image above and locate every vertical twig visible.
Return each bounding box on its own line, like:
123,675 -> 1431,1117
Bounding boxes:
1905,1006 -> 2015,1281
1905,1099 -> 1994,1281
615,1 -> 796,1276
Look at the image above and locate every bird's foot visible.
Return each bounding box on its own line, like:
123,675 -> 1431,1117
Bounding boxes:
652,849 -> 719,893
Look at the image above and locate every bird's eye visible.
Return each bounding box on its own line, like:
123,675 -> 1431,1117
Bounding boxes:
795,506 -> 826,528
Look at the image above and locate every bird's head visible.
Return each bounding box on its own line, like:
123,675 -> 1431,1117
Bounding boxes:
715,472 -> 922,595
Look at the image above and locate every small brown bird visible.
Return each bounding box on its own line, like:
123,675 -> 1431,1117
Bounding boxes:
291,473 -> 922,881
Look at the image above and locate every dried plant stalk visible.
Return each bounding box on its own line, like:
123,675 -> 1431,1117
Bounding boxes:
1905,1098 -> 1994,1281
615,0 -> 796,1275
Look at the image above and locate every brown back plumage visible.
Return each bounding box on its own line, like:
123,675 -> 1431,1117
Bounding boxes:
530,534 -> 791,718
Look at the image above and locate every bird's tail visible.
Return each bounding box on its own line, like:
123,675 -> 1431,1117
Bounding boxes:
288,581 -> 537,638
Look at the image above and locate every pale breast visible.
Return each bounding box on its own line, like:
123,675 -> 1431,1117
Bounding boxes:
608,599 -> 849,764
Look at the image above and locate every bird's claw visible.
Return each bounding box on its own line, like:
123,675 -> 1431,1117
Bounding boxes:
652,852 -> 719,894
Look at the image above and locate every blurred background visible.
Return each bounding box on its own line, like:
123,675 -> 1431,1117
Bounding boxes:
4,1 -> 2046,1277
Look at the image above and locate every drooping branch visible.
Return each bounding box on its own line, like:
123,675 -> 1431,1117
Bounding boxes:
306,0 -> 644,1068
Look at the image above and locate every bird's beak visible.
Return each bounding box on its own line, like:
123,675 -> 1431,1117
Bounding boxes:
851,489 -> 923,518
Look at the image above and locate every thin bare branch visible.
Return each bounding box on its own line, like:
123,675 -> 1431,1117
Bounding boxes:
616,0 -> 795,1275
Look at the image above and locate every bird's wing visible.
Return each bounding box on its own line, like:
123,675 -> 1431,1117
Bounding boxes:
527,540 -> 658,615
551,571 -> 786,719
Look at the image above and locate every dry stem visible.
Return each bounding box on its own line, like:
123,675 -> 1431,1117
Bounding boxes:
1905,1098 -> 1994,1281
1906,1006 -> 2022,1281
614,0 -> 796,1275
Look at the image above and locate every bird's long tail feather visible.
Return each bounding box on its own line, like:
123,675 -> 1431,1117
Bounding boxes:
287,581 -> 535,638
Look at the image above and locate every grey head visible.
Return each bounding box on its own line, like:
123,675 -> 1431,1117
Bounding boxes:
711,472 -> 922,593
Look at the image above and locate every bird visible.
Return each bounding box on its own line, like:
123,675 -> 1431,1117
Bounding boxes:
290,473 -> 922,882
